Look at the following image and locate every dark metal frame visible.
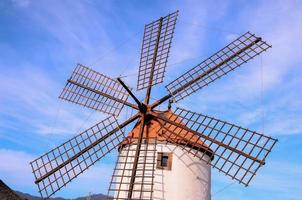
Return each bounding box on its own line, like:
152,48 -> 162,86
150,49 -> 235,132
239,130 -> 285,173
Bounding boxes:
137,10 -> 179,91
59,64 -> 138,115
30,114 -> 140,198
150,108 -> 277,186
107,138 -> 157,200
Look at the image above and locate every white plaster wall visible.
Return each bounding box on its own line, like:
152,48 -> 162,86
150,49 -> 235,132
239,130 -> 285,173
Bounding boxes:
116,143 -> 211,200
153,143 -> 211,200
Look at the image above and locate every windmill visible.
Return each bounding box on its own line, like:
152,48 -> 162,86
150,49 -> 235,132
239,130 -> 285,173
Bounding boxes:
30,10 -> 278,200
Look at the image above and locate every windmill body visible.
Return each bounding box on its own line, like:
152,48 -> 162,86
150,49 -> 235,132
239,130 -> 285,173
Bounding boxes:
30,10 -> 277,200
152,143 -> 211,200
117,142 -> 211,200
109,110 -> 212,200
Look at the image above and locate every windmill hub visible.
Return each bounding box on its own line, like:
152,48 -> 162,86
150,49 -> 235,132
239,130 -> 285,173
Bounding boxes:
139,103 -> 148,114
30,10 -> 277,200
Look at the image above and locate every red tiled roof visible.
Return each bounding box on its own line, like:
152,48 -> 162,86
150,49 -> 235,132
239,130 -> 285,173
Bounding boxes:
120,110 -> 213,158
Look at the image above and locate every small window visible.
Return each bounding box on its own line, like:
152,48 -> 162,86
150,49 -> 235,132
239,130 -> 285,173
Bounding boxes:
161,155 -> 168,167
157,152 -> 172,170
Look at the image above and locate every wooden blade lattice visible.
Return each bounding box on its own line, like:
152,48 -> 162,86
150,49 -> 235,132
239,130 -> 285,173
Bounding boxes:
107,139 -> 157,200
137,11 -> 178,90
30,116 -> 125,199
166,32 -> 271,102
59,64 -> 130,116
156,107 -> 277,186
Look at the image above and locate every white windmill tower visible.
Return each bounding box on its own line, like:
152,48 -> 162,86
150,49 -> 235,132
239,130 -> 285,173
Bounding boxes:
30,10 -> 277,200
111,109 -> 213,200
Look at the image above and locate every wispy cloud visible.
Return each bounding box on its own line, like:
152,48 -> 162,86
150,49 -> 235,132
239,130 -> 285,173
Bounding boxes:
11,0 -> 30,8
170,0 -> 302,136
0,148 -> 36,195
0,66 -> 103,136
212,159 -> 302,200
0,148 -> 115,197
253,161 -> 302,192
1,0 -> 301,199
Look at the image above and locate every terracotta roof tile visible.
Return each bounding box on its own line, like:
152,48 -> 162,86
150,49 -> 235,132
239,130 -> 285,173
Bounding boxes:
120,110 -> 213,158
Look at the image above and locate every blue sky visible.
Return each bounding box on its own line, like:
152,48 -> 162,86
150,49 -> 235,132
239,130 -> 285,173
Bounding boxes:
0,0 -> 302,199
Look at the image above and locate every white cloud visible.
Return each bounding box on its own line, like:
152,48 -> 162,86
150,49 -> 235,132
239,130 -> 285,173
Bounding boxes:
251,160 -> 302,199
237,108 -> 263,127
172,0 -> 302,137
211,160 -> 302,200
0,149 -> 35,191
167,1 -> 230,67
225,33 -> 238,42
0,148 -> 115,197
11,0 -> 30,8
54,161 -> 115,198
265,117 -> 302,136
0,66 -> 106,136
27,1 -> 111,62
172,0 -> 300,105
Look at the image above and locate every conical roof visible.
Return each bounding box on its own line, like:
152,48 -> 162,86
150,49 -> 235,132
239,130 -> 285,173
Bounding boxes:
120,110 -> 213,158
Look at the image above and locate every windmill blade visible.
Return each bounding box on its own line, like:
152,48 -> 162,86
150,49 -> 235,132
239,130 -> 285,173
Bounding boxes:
165,32 -> 271,102
59,64 -> 138,116
137,10 -> 178,92
152,108 -> 277,186
107,138 -> 157,200
30,114 -> 140,198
